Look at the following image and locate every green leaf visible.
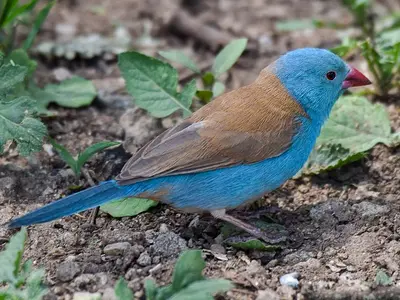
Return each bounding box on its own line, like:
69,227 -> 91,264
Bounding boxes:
379,29 -> 400,46
101,197 -> 158,217
4,0 -> 39,27
196,90 -> 213,103
114,277 -> 134,300
330,37 -> 358,57
144,279 -> 158,300
212,81 -> 225,98
118,51 -> 194,117
225,236 -> 281,251
212,38 -> 247,78
301,144 -> 366,175
317,96 -> 397,152
0,228 -> 27,284
44,76 -> 97,108
23,0 -> 55,51
0,96 -> 47,156
26,82 -> 55,116
7,48 -> 37,77
0,62 -> 27,93
201,72 -> 215,88
300,96 -> 399,175
170,279 -> 233,300
159,50 -> 200,73
0,0 -> 18,27
26,268 -> 47,300
49,138 -> 78,175
76,141 -> 120,176
179,80 -> 196,117
275,19 -> 317,32
221,221 -> 284,250
172,250 -> 205,291
375,270 -> 392,286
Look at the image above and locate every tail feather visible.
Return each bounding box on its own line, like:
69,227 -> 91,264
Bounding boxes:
7,180 -> 131,228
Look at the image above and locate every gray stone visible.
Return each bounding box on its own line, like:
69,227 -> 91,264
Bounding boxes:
353,201 -> 390,218
101,230 -> 144,245
150,232 -> 188,258
119,107 -> 162,154
210,243 -> 226,254
310,200 -> 354,225
72,292 -> 101,300
73,274 -> 97,289
280,272 -> 300,288
256,288 -> 280,300
104,242 -> 131,256
125,268 -> 137,280
56,261 -> 81,282
159,223 -> 169,233
62,232 -> 77,246
137,251 -> 152,266
0,176 -> 16,200
102,287 -> 117,300
0,176 -> 16,190
276,285 -> 296,298
246,260 -> 263,275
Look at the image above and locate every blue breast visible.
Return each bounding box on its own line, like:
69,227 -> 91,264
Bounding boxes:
129,116 -> 320,211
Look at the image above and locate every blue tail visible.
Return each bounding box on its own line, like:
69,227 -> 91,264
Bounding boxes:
7,180 -> 131,228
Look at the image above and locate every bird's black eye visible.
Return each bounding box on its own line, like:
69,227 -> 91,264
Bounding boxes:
326,71 -> 336,80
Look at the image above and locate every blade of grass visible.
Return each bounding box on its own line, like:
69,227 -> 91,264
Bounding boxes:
23,0 -> 55,51
76,141 -> 120,175
49,138 -> 78,176
4,0 -> 39,26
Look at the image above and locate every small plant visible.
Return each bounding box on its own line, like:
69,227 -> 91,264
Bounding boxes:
114,250 -> 233,300
0,0 -> 54,53
0,1 -> 97,157
118,38 -> 247,119
159,38 -> 248,103
275,1 -> 400,96
0,53 -> 47,156
49,139 -> 120,178
0,228 -> 47,300
331,0 -> 400,96
300,95 -> 400,175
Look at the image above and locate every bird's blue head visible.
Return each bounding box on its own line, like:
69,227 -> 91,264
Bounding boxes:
273,48 -> 371,123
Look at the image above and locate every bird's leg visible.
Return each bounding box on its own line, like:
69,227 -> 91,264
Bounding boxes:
211,209 -> 287,244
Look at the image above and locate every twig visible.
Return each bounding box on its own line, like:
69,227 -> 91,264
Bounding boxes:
170,10 -> 232,50
169,9 -> 258,66
82,167 -> 95,187
81,167 -> 99,225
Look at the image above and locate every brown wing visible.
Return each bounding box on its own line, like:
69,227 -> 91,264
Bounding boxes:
116,69 -> 308,185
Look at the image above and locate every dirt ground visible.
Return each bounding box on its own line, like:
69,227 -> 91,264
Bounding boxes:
1,0 -> 400,299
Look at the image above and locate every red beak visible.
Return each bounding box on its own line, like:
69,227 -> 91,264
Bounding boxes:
342,66 -> 371,89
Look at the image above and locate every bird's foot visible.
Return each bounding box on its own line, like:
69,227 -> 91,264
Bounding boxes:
211,209 -> 287,244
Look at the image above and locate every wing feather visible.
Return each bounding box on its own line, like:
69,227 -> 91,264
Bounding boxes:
116,69 -> 307,185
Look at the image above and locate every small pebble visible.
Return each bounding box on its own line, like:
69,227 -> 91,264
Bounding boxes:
137,251 -> 152,266
210,243 -> 226,254
159,223 -> 169,233
103,242 -> 131,256
149,263 -> 162,275
56,261 -> 81,282
72,292 -> 101,300
279,272 -> 300,288
102,287 -> 117,300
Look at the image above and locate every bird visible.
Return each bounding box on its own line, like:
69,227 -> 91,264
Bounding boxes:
6,48 -> 371,243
